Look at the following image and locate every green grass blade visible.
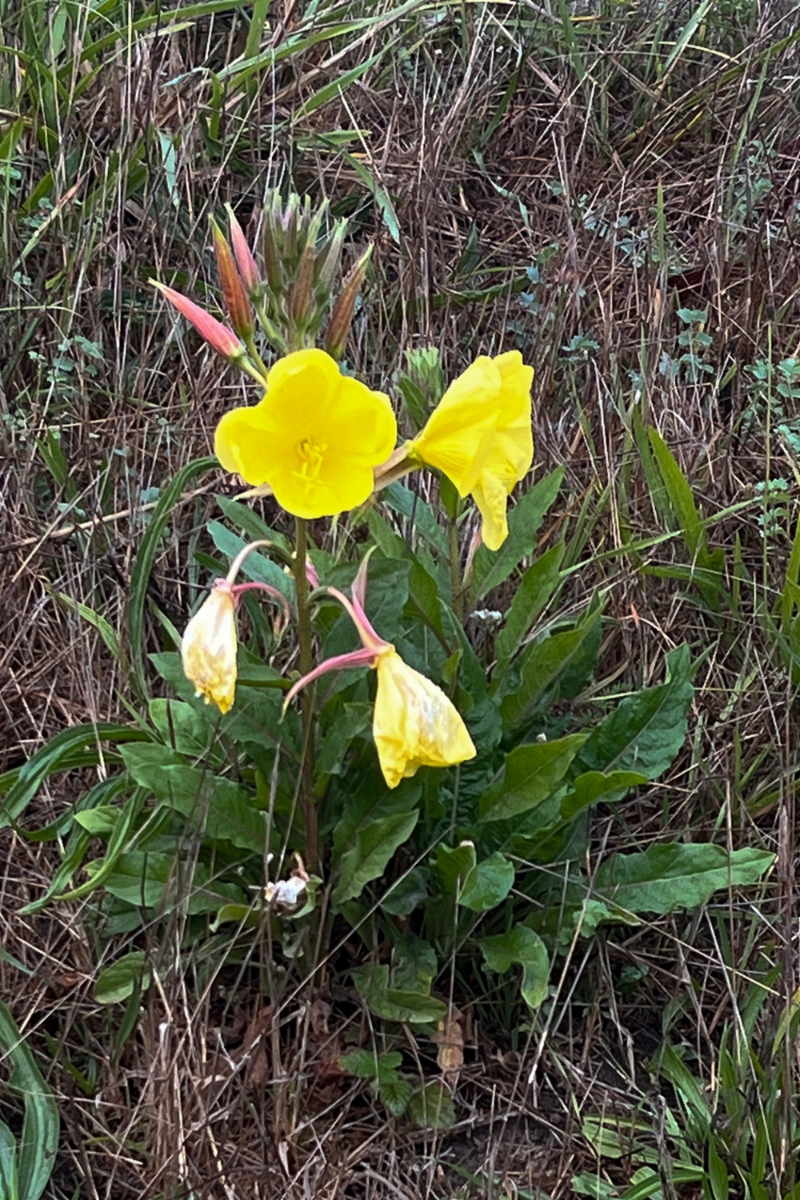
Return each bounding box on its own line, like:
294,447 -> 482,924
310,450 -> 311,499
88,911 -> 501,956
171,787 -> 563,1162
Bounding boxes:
127,456 -> 217,697
0,1001 -> 59,1200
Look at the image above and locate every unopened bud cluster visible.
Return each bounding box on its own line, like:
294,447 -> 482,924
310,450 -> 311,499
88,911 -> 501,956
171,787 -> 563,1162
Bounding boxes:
153,189 -> 373,378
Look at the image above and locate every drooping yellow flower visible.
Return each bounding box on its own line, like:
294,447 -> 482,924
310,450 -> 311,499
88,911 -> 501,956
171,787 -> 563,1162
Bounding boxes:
409,351 -> 533,551
181,582 -> 238,714
215,348 -> 397,519
283,557 -> 476,789
373,648 -> 477,789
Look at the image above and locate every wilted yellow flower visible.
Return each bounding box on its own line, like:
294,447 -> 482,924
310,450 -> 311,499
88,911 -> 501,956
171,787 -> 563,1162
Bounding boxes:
214,349 -> 397,519
372,648 -> 476,789
409,351 -> 533,551
181,582 -> 238,714
283,559 -> 476,789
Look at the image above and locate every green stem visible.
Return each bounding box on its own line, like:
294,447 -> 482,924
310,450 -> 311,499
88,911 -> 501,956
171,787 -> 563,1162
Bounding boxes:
293,517 -> 318,875
449,515 -> 464,623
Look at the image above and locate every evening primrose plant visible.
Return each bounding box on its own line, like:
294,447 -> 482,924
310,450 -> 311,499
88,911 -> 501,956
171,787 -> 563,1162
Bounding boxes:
10,192 -> 774,1125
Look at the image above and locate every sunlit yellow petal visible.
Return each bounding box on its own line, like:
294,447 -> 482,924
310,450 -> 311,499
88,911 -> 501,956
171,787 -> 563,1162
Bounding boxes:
373,649 -> 476,789
181,585 -> 237,714
213,348 -> 397,518
410,351 -> 533,550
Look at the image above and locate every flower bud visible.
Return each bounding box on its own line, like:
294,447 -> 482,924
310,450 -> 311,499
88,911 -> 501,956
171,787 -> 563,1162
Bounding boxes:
181,582 -> 238,714
225,205 -> 261,297
323,244 -> 373,361
152,281 -> 245,362
211,217 -> 254,338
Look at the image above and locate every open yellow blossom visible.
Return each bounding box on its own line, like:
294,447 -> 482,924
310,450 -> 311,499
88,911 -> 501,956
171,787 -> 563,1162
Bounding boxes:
409,351 -> 533,550
181,582 -> 238,714
373,648 -> 477,789
215,348 -> 397,519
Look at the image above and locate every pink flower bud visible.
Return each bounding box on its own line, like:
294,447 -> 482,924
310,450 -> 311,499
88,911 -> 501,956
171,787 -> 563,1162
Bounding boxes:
152,281 -> 244,362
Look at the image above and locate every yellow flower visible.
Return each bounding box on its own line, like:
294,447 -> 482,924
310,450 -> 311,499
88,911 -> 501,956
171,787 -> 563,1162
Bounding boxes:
409,351 -> 533,551
181,583 -> 238,714
214,348 -> 397,519
372,648 -> 476,789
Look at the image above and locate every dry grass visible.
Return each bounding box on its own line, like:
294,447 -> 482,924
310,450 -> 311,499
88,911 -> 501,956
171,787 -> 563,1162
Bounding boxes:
2,0 -> 800,1195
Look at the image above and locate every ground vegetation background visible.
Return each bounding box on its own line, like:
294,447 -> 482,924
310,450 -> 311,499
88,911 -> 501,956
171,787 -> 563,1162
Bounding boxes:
2,0 -> 800,1197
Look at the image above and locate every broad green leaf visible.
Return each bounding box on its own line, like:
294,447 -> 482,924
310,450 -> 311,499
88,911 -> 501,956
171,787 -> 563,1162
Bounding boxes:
480,925 -> 550,1011
478,734 -> 585,823
94,951 -> 150,1004
207,521 -> 294,600
379,1075 -> 413,1118
380,867 -> 429,916
120,744 -> 266,853
101,853 -> 245,912
473,468 -> 564,598
560,770 -> 647,820
0,1000 -> 59,1200
0,1121 -> 18,1200
434,841 -> 477,894
576,644 -> 693,778
459,852 -> 515,912
74,806 -> 120,836
149,698 -> 212,756
316,702 -> 372,778
340,1049 -> 382,1079
498,605 -> 603,727
594,843 -> 774,915
334,809 -> 419,904
351,964 -> 448,1024
494,543 -> 565,666
407,1081 -> 456,1129
392,934 -> 437,993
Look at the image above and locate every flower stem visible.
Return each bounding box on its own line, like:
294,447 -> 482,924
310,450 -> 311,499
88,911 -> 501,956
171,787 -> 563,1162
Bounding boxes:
449,514 -> 464,623
293,517 -> 318,875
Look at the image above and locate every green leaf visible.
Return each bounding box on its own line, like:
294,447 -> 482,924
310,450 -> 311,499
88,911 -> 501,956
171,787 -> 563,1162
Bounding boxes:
494,543 -> 565,666
94,951 -> 150,1004
340,1049 -> 381,1079
384,482 -> 448,556
74,806 -> 120,836
473,468 -> 564,599
120,744 -> 266,853
434,842 -> 477,894
351,964 -> 448,1024
480,925 -> 550,1011
148,698 -> 212,756
498,605 -> 603,727
207,521 -> 294,600
576,644 -> 694,778
1,723 -> 149,830
407,1081 -> 456,1130
316,702 -> 372,778
594,843 -> 775,916
380,867 -> 429,916
379,1074 -> 413,1118
0,1121 -> 19,1200
335,809 -> 419,904
560,770 -> 647,820
459,852 -> 515,912
0,1000 -> 59,1200
101,852 -> 245,912
478,734 -> 585,823
648,427 -> 704,556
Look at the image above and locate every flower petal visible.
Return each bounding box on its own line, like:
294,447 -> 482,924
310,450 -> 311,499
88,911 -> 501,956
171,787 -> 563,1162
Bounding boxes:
181,585 -> 238,713
373,650 -> 476,788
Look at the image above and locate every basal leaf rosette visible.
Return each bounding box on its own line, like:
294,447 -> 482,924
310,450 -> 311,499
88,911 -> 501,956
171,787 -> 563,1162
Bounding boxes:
215,348 -> 397,519
408,351 -> 533,551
